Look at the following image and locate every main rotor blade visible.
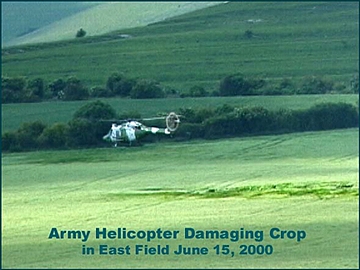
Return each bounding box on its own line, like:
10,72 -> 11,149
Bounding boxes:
141,116 -> 166,121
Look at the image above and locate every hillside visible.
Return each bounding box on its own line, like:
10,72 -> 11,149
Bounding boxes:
2,2 -> 358,93
1,2 -> 100,47
2,2 -> 223,47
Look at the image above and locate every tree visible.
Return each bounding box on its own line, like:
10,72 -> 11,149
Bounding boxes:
2,76 -> 27,103
16,121 -> 47,150
67,118 -> 97,147
106,73 -> 135,97
25,78 -> 46,102
63,77 -> 89,100
130,80 -> 165,99
298,76 -> 334,94
219,74 -> 252,96
73,100 -> 117,121
38,123 -> 68,149
76,28 -> 86,38
49,78 -> 66,98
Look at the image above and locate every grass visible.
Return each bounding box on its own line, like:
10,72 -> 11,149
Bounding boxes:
2,94 -> 358,132
2,2 -> 358,91
2,128 -> 358,268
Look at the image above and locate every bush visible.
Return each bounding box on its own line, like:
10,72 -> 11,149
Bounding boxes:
38,123 -> 68,149
130,80 -> 165,99
244,30 -> 254,38
67,118 -> 98,147
63,77 -> 89,100
106,73 -> 135,97
219,74 -> 265,96
76,28 -> 86,38
176,123 -> 204,140
73,100 -> 117,121
303,102 -> 358,131
219,74 -> 252,96
297,76 -> 334,94
2,132 -> 19,151
2,76 -> 27,103
17,121 -> 47,150
49,78 -> 67,99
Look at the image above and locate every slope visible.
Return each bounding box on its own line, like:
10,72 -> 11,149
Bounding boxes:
1,2 -> 100,47
4,2 -> 224,47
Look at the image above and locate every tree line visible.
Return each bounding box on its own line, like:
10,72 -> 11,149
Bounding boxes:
1,73 -> 166,103
2,100 -> 358,152
2,72 -> 358,103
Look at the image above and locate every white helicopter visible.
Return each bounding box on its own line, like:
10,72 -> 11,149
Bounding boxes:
102,112 -> 180,147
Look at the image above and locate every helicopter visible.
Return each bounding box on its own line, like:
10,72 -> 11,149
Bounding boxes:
102,112 -> 180,147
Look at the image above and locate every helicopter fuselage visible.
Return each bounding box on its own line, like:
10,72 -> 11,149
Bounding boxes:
103,121 -> 170,146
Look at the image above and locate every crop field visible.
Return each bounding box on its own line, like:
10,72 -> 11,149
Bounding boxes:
2,94 -> 358,133
2,128 -> 358,268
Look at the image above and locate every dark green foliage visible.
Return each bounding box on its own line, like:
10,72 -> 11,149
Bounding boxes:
63,76 -> 89,100
17,121 -> 46,149
66,118 -> 98,147
2,76 -> 27,103
301,102 -> 359,131
130,80 -> 165,99
70,101 -> 118,146
175,102 -> 359,140
219,74 -> 265,96
106,73 -> 135,97
298,76 -> 334,94
25,78 -> 46,102
176,123 -> 204,140
73,100 -> 117,121
219,74 -> 252,96
76,28 -> 86,38
38,123 -> 68,148
49,78 -> 66,98
178,107 -> 215,124
244,30 -> 254,39
1,132 -> 19,151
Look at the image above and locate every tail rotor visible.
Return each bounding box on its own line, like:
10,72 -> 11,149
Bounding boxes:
166,112 -> 180,132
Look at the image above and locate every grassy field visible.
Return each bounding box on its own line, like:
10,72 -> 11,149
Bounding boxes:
2,128 -> 359,268
2,2 -> 358,91
2,94 -> 358,132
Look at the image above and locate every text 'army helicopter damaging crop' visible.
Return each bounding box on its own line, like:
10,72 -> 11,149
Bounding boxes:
102,112 -> 181,147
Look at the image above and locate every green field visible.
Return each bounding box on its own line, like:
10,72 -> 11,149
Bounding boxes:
2,2 -> 359,91
2,128 -> 359,268
2,94 -> 358,132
